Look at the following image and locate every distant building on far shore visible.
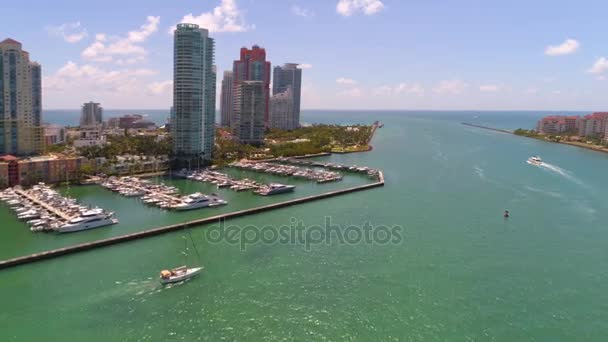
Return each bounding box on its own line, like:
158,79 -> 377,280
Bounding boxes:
80,102 -> 103,127
536,112 -> 608,141
536,115 -> 578,135
44,124 -> 66,145
220,71 -> 234,127
233,81 -> 265,145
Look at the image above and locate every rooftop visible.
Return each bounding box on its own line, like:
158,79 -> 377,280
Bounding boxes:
0,38 -> 21,45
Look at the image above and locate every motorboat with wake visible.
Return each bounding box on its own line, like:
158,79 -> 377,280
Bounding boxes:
526,156 -> 543,166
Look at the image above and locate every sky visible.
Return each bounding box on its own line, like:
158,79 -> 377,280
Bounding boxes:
2,0 -> 608,111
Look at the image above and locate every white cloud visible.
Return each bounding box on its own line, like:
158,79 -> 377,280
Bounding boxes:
525,87 -> 539,94
298,63 -> 313,69
545,39 -> 579,56
587,57 -> 608,75
373,85 -> 393,96
43,61 -> 165,108
337,87 -> 362,97
171,0 -> 252,34
336,0 -> 384,16
82,16 -> 160,62
597,75 -> 607,81
373,83 -> 425,96
116,56 -> 146,66
147,80 -> 173,95
394,83 -> 425,96
47,22 -> 88,43
292,5 -> 314,17
336,77 -> 357,85
433,80 -> 468,95
44,61 -> 157,92
479,84 -> 500,92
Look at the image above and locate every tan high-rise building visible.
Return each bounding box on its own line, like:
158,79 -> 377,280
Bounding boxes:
0,38 -> 44,155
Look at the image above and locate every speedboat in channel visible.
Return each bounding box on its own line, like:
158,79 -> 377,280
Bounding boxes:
526,156 -> 543,166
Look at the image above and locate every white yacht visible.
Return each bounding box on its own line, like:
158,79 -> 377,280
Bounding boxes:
172,193 -> 227,211
255,183 -> 296,196
55,208 -> 118,233
160,266 -> 203,284
526,156 -> 543,166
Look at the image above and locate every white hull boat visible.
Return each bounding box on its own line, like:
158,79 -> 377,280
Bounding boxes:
160,266 -> 202,284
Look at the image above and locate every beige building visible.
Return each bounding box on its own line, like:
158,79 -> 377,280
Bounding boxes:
0,38 -> 44,155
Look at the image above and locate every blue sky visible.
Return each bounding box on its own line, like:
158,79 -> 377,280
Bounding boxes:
3,0 -> 608,110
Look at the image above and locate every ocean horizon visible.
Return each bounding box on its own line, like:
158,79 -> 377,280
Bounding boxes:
43,109 -> 590,130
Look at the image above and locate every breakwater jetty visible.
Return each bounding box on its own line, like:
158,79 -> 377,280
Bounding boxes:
461,122 -> 513,134
0,172 -> 384,270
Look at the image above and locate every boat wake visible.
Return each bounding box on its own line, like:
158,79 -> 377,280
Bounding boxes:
473,165 -> 486,181
538,162 -> 585,187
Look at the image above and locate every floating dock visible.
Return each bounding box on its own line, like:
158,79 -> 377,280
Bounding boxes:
13,189 -> 74,221
0,172 -> 384,270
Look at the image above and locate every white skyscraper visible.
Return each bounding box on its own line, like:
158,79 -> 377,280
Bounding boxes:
172,24 -> 216,168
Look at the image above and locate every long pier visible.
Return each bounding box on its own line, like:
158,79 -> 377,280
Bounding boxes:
13,189 -> 74,221
461,122 -> 513,134
0,172 -> 384,270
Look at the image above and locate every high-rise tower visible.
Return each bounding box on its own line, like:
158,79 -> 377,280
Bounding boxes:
220,71 -> 234,127
0,38 -> 44,155
171,24 -> 216,168
271,63 -> 302,130
232,45 -> 271,128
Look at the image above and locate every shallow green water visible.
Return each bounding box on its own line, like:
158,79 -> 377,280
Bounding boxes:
2,111 -> 608,341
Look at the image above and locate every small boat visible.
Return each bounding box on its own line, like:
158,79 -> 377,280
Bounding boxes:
526,156 -> 543,166
160,233 -> 203,284
159,266 -> 203,284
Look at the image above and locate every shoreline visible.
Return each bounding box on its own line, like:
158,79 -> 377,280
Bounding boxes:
462,122 -> 608,155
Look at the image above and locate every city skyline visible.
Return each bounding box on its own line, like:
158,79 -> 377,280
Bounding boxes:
4,0 -> 608,110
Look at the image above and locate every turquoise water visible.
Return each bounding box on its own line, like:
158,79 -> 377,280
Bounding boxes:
2,111 -> 608,341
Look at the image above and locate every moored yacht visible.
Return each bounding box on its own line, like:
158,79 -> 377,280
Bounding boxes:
255,183 -> 295,196
55,208 -> 118,233
172,192 -> 227,210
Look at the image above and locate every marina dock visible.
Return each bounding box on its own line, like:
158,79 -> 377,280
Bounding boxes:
230,161 -> 343,183
274,158 -> 380,177
0,171 -> 384,270
13,189 -> 74,221
100,176 -> 227,210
